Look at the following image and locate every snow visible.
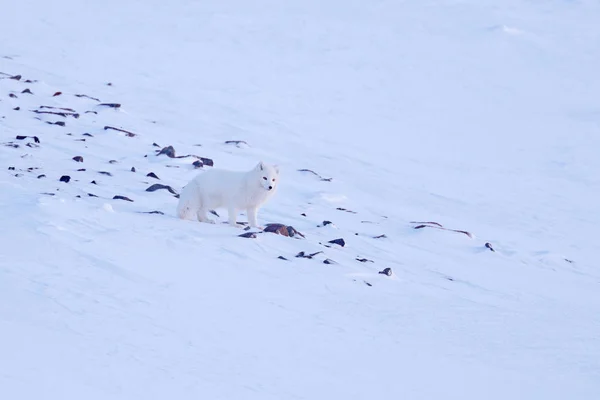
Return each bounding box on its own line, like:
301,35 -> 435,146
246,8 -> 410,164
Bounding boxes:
1,0 -> 600,398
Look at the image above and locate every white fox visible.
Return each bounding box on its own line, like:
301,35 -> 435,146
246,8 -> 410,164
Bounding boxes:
176,161 -> 279,228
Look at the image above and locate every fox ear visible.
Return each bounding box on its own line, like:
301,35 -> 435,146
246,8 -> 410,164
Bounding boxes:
273,165 -> 280,174
257,161 -> 264,171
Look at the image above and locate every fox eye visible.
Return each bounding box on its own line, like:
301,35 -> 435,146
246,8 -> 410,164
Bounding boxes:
263,177 -> 267,180
272,179 -> 275,182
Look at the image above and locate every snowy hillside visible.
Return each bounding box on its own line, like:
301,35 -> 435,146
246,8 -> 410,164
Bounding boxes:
1,0 -> 600,399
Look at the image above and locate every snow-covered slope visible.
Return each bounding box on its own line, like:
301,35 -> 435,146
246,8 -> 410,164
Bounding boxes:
1,1 -> 599,399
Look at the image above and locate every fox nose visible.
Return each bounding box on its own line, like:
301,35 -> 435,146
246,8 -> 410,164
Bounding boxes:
268,185 -> 273,190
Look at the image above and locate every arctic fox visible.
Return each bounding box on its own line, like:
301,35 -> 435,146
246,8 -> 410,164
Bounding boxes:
176,161 -> 280,228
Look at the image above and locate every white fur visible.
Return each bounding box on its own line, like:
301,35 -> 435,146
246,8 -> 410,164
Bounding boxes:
176,161 -> 279,228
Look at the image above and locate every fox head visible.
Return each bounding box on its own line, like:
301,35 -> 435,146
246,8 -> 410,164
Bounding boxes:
255,161 -> 280,192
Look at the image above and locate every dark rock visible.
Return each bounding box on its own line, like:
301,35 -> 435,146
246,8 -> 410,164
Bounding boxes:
146,172 -> 159,179
37,174 -> 46,179
373,234 -> 387,239
336,207 -> 357,214
209,210 -> 219,217
75,195 -> 81,198
74,93 -> 100,101
53,91 -> 62,97
82,133 -> 93,137
98,171 -> 112,176
9,74 -> 21,80
8,93 -> 17,98
364,281 -> 373,287
146,184 -> 177,195
263,223 -> 305,238
48,121 -> 66,127
200,157 -> 214,167
59,175 -> 71,183
77,168 -> 86,172
16,135 -> 27,140
157,145 -> 176,157
152,142 -> 161,147
21,88 -> 33,94
8,166 -> 15,170
85,111 -> 98,114
33,136 -> 40,143
298,168 -> 332,182
113,195 -> 133,202
323,259 -> 336,264
41,192 -> 55,196
378,268 -> 393,276
238,232 -> 258,239
356,258 -> 373,263
103,126 -> 136,137
98,103 -> 121,108
485,242 -> 495,252
87,193 -> 98,197
277,256 -> 288,260
109,160 -> 118,164
140,210 -> 164,215
193,160 -> 202,168
328,238 -> 345,247
224,140 -> 248,147
301,213 -> 307,217
13,107 -> 20,111
295,251 -> 323,259
90,180 -> 97,185
131,167 -> 136,172
72,156 -> 83,162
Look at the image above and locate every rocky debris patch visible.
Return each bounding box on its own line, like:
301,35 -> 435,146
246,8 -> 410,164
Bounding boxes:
74,93 -> 100,101
32,109 -> 80,118
98,171 -> 112,176
98,103 -> 121,109
277,256 -> 288,260
155,145 -> 214,166
296,251 -> 323,259
238,232 -> 259,239
336,207 -> 357,214
327,238 -> 346,247
378,268 -> 393,276
146,172 -> 159,179
46,121 -> 66,127
113,195 -> 133,202
139,210 -> 165,215
15,135 -> 40,143
145,183 -> 178,195
410,221 -> 473,238
263,223 -> 305,238
59,175 -> 71,183
72,156 -> 83,162
21,88 -> 33,95
485,242 -> 495,252
323,259 -> 336,264
373,234 -> 387,239
298,168 -> 332,182
356,257 -> 373,263
318,220 -> 334,227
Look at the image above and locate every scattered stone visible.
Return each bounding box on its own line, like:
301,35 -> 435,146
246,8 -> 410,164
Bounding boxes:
32,110 -> 80,118
378,267 -> 393,276
336,207 -> 357,214
72,156 -> 84,162
193,160 -> 202,168
74,93 -> 100,101
75,195 -> 81,198
295,251 -> 323,259
77,168 -> 86,172
37,174 -> 46,179
131,167 -> 136,172
91,180 -> 97,184
98,171 -> 112,176
46,121 -> 66,127
146,172 -> 159,179
21,88 -> 33,94
140,210 -> 164,215
53,91 -> 62,97
104,126 -> 136,137
373,234 -> 387,239
109,160 -> 118,164
152,142 -> 161,147
75,139 -> 86,142
40,106 -> 76,112
9,74 -> 21,80
224,140 -> 248,147
87,193 -> 98,197
85,111 -> 97,115
210,210 -> 219,217
99,103 -> 121,108
146,183 -> 177,195
277,256 -> 288,261
59,175 -> 71,183
26,142 -> 39,148
323,259 -> 336,264
41,192 -> 55,196
485,242 -> 495,252
301,213 -> 307,217
13,107 -> 20,111
364,281 -> 373,287
238,232 -> 258,239
157,145 -> 176,157
356,258 -> 373,263
8,93 -> 17,98
318,220 -> 333,227
263,223 -> 305,238
113,195 -> 133,202
82,133 -> 93,137
298,168 -> 332,182
8,166 -> 15,170
411,221 -> 472,238
328,238 -> 346,247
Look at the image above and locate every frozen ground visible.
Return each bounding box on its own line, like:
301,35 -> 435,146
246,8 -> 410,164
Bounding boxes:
1,0 -> 599,399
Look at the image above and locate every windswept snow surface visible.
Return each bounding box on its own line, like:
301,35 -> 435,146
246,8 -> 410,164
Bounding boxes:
1,1 -> 600,399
